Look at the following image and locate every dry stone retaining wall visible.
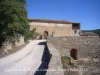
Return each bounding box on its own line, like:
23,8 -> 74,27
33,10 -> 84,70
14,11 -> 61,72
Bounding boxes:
47,36 -> 100,59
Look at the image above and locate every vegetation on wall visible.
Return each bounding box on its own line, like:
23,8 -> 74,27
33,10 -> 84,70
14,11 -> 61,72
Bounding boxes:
0,0 -> 30,46
29,28 -> 40,40
61,56 -> 71,69
38,35 -> 42,39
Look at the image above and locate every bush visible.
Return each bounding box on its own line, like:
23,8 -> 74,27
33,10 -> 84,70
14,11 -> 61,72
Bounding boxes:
38,35 -> 42,39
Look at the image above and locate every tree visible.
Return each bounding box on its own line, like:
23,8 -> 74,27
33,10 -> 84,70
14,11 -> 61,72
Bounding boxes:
0,0 -> 29,46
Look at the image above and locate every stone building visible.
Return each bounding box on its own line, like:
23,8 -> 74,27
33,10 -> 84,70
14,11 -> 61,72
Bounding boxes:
29,18 -> 100,60
29,18 -> 80,39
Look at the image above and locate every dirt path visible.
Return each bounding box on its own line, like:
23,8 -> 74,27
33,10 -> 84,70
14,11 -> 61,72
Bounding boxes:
0,40 -> 46,75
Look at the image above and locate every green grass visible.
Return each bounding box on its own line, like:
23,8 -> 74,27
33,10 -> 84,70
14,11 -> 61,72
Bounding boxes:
61,56 -> 71,69
62,64 -> 67,69
61,56 -> 71,61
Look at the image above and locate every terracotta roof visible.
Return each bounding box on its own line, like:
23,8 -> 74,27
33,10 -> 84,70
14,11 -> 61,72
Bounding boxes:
80,32 -> 98,36
28,18 -> 80,24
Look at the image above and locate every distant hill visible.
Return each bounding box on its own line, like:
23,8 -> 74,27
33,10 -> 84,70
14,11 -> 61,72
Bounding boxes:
82,29 -> 100,36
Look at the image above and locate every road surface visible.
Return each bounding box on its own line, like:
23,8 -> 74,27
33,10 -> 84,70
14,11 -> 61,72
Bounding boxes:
0,40 -> 47,75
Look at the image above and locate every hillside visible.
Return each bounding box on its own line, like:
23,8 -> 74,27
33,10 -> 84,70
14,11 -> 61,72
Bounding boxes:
82,29 -> 100,36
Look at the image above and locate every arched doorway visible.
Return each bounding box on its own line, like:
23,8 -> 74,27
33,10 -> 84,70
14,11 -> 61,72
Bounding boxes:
44,31 -> 48,39
70,49 -> 77,60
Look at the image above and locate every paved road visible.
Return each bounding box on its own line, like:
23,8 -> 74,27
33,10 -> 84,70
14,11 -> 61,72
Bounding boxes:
0,40 -> 47,75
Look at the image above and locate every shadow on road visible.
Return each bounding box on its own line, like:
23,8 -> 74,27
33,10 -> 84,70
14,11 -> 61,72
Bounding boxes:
38,42 -> 46,45
34,42 -> 52,75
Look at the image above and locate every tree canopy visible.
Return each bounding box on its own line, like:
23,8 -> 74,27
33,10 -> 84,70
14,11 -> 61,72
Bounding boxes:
0,0 -> 29,45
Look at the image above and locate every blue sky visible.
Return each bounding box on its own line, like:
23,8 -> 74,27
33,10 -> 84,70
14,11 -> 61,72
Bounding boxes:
26,0 -> 100,30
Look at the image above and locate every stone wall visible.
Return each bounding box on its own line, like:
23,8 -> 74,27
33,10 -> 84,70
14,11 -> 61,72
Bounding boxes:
2,36 -> 25,53
29,22 -> 75,38
46,43 -> 64,75
47,36 -> 100,59
14,36 -> 25,47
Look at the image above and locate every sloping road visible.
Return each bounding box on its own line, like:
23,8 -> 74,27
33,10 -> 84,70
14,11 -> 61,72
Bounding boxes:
0,40 -> 46,75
